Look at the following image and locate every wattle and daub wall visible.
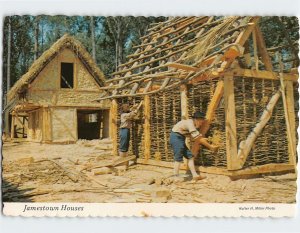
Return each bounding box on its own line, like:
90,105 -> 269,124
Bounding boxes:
117,77 -> 298,169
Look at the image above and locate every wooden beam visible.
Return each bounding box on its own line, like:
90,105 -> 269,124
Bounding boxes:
252,29 -> 259,70
137,159 -> 295,179
255,26 -> 273,71
166,62 -> 199,72
229,163 -> 295,180
189,71 -> 221,84
224,75 -> 239,170
285,81 -> 297,165
180,84 -> 189,169
201,80 -> 224,135
13,114 -> 28,131
219,17 -> 261,71
180,84 -> 189,120
143,95 -> 151,160
227,68 -> 298,82
42,107 -> 52,142
110,99 -> 118,156
235,17 -> 260,47
279,74 -> 297,169
10,115 -> 15,139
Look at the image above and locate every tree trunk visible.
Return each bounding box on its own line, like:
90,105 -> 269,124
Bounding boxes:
117,39 -> 123,71
90,16 -> 96,61
34,16 -> 39,61
7,16 -> 11,92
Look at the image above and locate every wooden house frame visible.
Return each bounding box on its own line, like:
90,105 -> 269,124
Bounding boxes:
5,35 -> 111,143
97,16 -> 298,179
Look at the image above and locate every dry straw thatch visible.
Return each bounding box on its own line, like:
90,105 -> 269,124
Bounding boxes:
7,34 -> 106,102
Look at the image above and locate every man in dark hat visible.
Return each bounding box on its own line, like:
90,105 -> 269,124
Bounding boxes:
170,111 -> 219,181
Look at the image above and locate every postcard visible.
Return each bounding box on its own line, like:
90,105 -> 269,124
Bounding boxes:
2,15 -> 298,217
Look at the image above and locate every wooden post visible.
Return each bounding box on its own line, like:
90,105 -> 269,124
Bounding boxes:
278,53 -> 297,170
280,77 -> 297,168
143,95 -> 151,160
10,113 -> 15,139
110,99 -> 118,156
285,81 -> 297,164
224,75 -> 239,170
42,107 -> 52,142
180,84 -> 189,120
252,30 -> 259,70
180,84 -> 189,169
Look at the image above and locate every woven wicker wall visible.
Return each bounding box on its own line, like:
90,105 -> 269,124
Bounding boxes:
234,77 -> 291,168
148,88 -> 182,161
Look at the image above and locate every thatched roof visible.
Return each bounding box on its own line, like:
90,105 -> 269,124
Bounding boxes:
7,34 -> 106,101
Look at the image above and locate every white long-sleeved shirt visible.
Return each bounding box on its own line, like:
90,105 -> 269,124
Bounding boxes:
172,119 -> 201,139
120,110 -> 138,128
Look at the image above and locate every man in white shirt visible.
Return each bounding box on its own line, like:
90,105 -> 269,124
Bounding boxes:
170,111 -> 218,180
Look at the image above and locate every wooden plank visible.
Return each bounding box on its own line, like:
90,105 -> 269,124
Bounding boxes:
224,75 -> 239,170
137,158 -> 231,175
255,26 -> 273,71
229,163 -> 295,180
137,159 -> 294,179
110,99 -> 118,156
285,81 -> 297,165
143,95 -> 151,160
227,68 -> 298,82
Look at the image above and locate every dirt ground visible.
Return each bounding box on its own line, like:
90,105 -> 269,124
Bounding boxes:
2,139 -> 297,203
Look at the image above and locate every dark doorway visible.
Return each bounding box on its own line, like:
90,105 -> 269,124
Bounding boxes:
77,110 -> 109,140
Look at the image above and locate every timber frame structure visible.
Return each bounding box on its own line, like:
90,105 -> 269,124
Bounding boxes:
97,16 -> 299,179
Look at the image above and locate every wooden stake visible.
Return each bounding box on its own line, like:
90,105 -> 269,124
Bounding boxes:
285,81 -> 297,163
143,95 -> 151,160
224,75 -> 239,170
110,99 -> 118,156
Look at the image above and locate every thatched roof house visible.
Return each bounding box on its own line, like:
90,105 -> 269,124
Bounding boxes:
5,34 -> 110,143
